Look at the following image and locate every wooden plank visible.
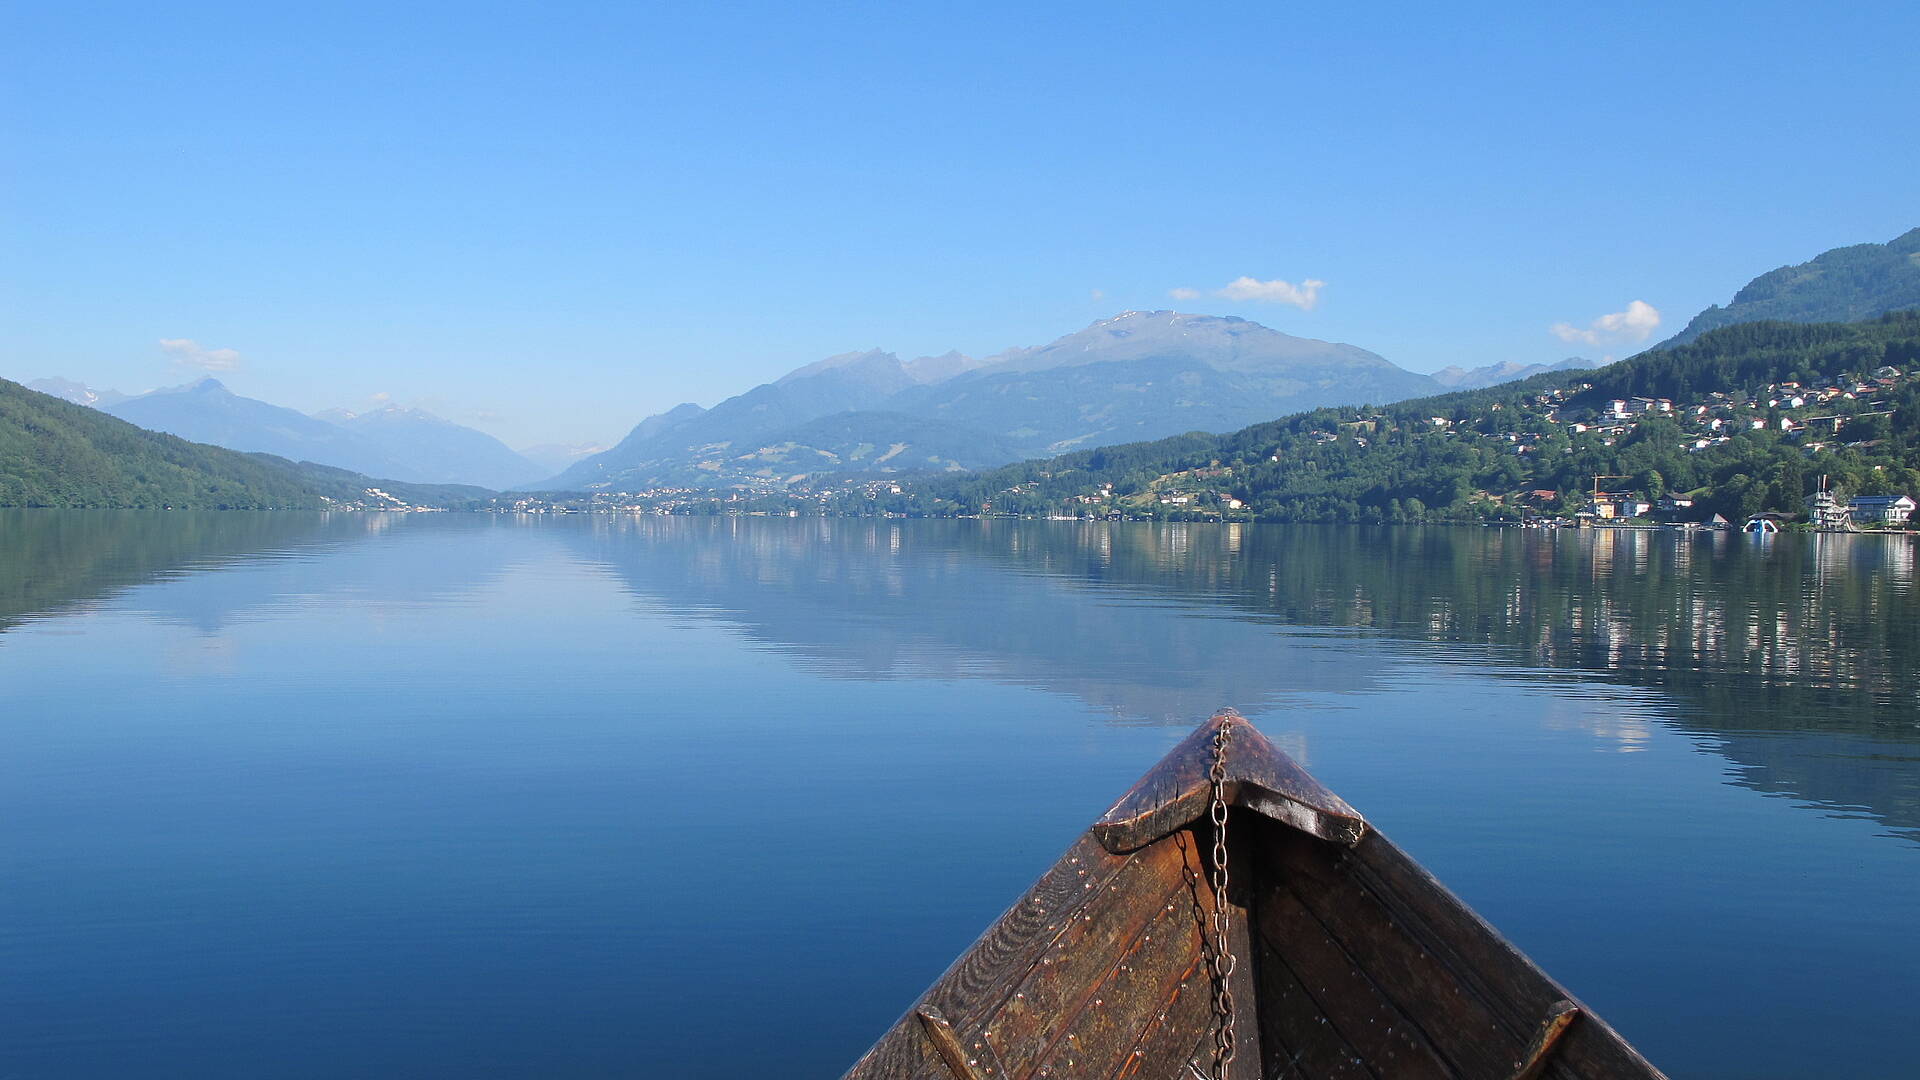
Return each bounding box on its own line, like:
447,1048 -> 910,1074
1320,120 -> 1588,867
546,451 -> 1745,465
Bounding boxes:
1251,929 -> 1377,1080
1115,954 -> 1216,1079
843,833 -> 1129,1080
1250,867 -> 1455,1080
1548,1011 -> 1672,1080
1023,874 -> 1208,1077
1340,832 -> 1668,1080
844,1020 -> 946,1080
983,835 -> 1193,1072
1509,1001 -> 1579,1080
1263,823 -> 1521,1079
946,834 -> 1133,1030
1093,710 -> 1366,853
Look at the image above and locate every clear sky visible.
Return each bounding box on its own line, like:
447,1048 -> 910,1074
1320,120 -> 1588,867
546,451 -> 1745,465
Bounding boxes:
4,1 -> 1916,448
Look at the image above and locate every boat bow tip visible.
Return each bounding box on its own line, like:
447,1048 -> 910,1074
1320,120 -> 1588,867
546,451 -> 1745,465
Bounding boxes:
1092,709 -> 1367,852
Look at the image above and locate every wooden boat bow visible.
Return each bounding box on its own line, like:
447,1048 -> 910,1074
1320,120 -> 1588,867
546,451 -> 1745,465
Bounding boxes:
844,710 -> 1667,1079
1092,709 -> 1366,853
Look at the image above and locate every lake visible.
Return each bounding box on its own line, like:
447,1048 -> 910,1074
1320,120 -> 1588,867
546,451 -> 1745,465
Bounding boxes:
2,512 -> 1916,1078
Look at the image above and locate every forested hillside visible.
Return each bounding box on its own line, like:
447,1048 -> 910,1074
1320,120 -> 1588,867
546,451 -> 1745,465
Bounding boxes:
0,378 -> 485,509
1662,228 -> 1920,345
879,314 -> 1920,524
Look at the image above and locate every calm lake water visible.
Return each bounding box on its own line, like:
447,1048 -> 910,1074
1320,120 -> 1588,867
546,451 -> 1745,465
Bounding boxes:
2,512 -> 1917,1078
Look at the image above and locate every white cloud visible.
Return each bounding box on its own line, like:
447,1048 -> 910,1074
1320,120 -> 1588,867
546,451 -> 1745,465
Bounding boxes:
159,338 -> 242,371
1090,288 -> 1106,301
1217,276 -> 1325,310
1168,286 -> 1201,300
1551,300 -> 1661,345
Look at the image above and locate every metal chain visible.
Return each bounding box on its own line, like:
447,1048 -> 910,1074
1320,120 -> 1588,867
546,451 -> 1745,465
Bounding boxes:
1189,716 -> 1237,1079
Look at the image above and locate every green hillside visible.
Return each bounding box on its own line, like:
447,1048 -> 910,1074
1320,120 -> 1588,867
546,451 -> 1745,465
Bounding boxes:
881,313 -> 1920,524
1663,228 -> 1920,346
0,377 -> 486,509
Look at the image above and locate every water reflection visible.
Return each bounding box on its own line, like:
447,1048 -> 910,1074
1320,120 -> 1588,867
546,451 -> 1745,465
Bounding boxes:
554,516 -> 1395,723
553,518 -> 1920,842
1,512 -> 1915,843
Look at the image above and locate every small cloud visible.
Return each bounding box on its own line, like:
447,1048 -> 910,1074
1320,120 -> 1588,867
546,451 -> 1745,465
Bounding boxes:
159,338 -> 242,372
1551,301 -> 1661,346
1217,276 -> 1325,310
369,391 -> 391,403
1090,288 -> 1106,301
1169,286 -> 1201,301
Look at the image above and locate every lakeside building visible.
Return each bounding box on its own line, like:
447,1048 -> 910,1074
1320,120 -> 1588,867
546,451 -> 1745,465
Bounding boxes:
1592,494 -> 1652,520
1849,495 -> 1916,526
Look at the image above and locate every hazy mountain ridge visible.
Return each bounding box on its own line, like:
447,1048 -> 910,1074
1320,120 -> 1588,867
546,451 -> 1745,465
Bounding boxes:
319,405 -> 547,490
0,377 -> 484,509
548,355 -> 936,489
546,311 -> 1479,491
26,377 -> 132,409
91,379 -> 541,489
1662,227 -> 1920,346
1431,356 -> 1599,390
517,441 -> 612,475
107,379 -> 415,479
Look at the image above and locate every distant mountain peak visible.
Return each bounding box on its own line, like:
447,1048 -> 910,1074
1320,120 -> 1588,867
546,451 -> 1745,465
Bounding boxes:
902,350 -> 982,384
774,348 -> 900,385
24,377 -> 131,408
978,309 -> 1386,377
1429,356 -> 1599,391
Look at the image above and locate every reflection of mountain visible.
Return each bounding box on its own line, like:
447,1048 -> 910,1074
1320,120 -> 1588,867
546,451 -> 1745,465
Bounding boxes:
109,514 -> 525,636
7,511 -> 1913,842
561,518 -> 1920,842
554,517 -> 1396,721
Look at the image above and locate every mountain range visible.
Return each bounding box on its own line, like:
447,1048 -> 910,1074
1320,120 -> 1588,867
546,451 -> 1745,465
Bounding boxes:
1430,356 -> 1599,389
895,311 -> 1920,525
26,377 -> 133,409
0,377 -> 484,509
16,225 -> 1914,501
25,378 -> 549,490
544,312 -> 1591,492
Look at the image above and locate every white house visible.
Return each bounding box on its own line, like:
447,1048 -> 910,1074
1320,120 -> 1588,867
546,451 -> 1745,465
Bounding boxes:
1849,495 -> 1916,526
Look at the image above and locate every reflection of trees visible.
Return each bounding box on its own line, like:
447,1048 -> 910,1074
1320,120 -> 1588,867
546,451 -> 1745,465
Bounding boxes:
6,511 -> 1912,840
944,523 -> 1918,739
0,510 -> 357,635
0,511 -> 550,640
946,522 -> 1920,841
565,517 -> 1920,841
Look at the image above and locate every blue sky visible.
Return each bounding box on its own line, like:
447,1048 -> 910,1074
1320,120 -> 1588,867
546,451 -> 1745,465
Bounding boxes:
4,1 -> 1916,447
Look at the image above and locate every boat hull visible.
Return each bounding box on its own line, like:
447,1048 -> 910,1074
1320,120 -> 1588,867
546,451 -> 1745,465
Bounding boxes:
844,713 -> 1666,1079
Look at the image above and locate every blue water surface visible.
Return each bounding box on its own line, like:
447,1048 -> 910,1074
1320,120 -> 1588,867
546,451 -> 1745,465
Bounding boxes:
1,513 -> 1916,1078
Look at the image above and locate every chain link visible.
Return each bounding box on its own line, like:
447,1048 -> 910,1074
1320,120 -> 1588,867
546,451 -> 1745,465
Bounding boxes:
1189,716 -> 1237,1079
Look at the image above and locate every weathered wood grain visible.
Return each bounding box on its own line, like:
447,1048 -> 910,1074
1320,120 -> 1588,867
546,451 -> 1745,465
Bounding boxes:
1022,874 -> 1205,1077
1093,709 -> 1367,853
1250,861 -> 1456,1080
1251,928 -> 1377,1080
1267,825 -> 1526,1078
844,833 -> 1128,1079
1340,831 -> 1667,1080
984,836 -> 1192,1071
